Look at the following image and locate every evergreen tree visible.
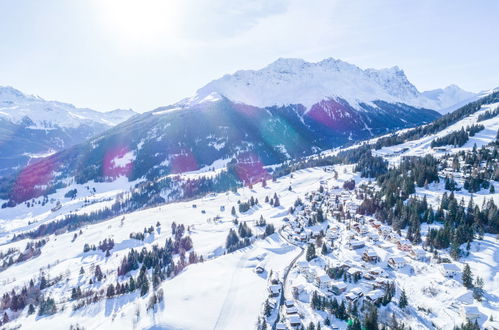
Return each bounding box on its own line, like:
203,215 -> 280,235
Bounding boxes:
462,264 -> 474,289
399,289 -> 408,308
306,244 -> 316,261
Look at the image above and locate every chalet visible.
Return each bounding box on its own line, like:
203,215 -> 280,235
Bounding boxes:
345,288 -> 363,302
268,284 -> 281,297
410,248 -> 427,261
287,315 -> 302,328
368,233 -> 380,242
439,263 -> 460,277
296,261 -> 309,273
362,249 -> 380,263
330,281 -> 348,295
276,323 -> 288,330
286,306 -> 299,315
305,268 -> 317,283
315,274 -> 332,290
397,239 -> 412,252
373,278 -> 392,289
285,300 -> 295,308
388,257 -> 406,269
359,225 -> 369,235
378,225 -> 391,236
371,221 -> 382,229
348,240 -> 365,250
365,289 -> 385,304
460,305 -> 481,322
255,264 -> 265,274
347,268 -> 363,279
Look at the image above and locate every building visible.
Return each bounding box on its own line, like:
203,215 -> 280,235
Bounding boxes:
439,263 -> 460,277
315,274 -> 332,290
410,248 -> 427,261
362,249 -> 380,263
296,261 -> 309,273
268,284 -> 281,297
388,257 -> 406,269
397,239 -> 412,252
287,315 -> 302,328
365,289 -> 385,304
460,305 -> 481,322
330,281 -> 348,295
348,240 -> 365,250
276,323 -> 288,330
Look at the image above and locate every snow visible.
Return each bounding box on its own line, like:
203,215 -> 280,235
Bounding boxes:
190,57 -> 476,112
0,86 -> 136,129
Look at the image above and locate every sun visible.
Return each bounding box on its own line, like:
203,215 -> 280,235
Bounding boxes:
93,0 -> 179,49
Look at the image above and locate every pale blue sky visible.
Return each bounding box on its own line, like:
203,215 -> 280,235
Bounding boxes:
0,0 -> 497,112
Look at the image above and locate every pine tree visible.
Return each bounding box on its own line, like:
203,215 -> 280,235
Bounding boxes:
28,304 -> 35,315
399,289 -> 408,308
473,276 -> 484,301
490,184 -> 495,193
306,244 -> 316,261
462,264 -> 474,289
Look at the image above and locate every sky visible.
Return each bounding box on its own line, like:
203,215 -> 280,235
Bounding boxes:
0,0 -> 497,113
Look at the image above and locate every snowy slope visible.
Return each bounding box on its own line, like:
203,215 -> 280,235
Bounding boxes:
191,58 -> 475,112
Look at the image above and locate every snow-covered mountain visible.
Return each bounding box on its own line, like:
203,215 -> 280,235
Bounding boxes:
0,86 -> 136,129
0,86 -> 137,177
192,58 -> 476,113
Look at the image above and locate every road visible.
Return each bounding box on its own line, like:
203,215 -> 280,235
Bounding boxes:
273,225 -> 305,327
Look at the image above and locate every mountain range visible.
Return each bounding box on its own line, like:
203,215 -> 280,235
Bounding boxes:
0,58 -> 482,204
0,86 -> 137,177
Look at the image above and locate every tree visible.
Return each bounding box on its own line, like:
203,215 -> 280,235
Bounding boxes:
399,289 -> 408,308
462,264 -> 474,289
306,244 -> 316,261
473,276 -> 484,301
28,304 -> 35,315
231,206 -> 236,216
363,306 -> 379,330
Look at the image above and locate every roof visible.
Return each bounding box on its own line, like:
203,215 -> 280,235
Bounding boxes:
269,285 -> 281,293
364,249 -> 378,257
461,305 -> 480,315
440,263 -> 460,271
276,323 -> 287,330
316,274 -> 332,282
389,257 -> 406,263
331,281 -> 348,289
287,315 -> 301,324
366,289 -> 385,300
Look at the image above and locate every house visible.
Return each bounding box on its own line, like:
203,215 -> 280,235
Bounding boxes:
373,278 -> 393,289
330,281 -> 348,295
287,315 -> 302,328
410,248 -> 427,261
305,268 -> 317,283
397,239 -> 412,252
255,264 -> 265,274
460,305 -> 481,322
268,284 -> 281,297
276,323 -> 288,330
439,263 -> 460,277
345,288 -> 364,302
296,261 -> 309,273
365,289 -> 385,304
315,274 -> 332,290
347,267 -> 363,279
362,249 -> 380,263
285,300 -> 295,308
388,257 -> 406,269
348,240 -> 365,250
286,306 -> 299,315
